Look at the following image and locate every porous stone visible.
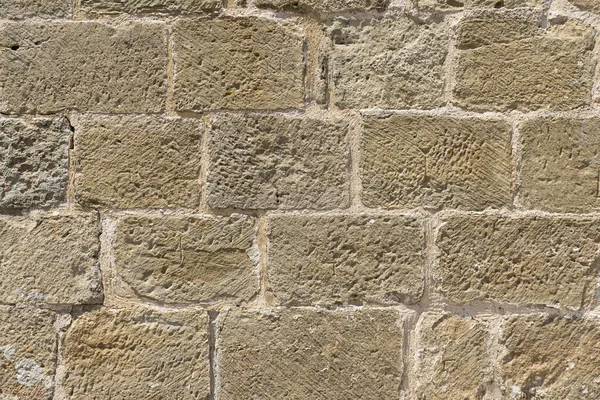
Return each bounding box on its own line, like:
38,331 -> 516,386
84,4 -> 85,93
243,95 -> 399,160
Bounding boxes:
268,214 -> 425,305
436,215 -> 600,309
453,17 -> 595,111
81,0 -> 221,15
0,0 -> 69,18
0,306 -> 56,400
0,212 -> 102,305
360,114 -> 512,210
73,116 -> 202,209
207,114 -> 349,210
327,16 -> 448,110
412,0 -> 545,10
568,0 -> 600,12
217,308 -> 406,400
63,307 -> 210,399
0,117 -> 69,209
501,314 -> 600,399
115,214 -> 258,304
256,0 -> 387,12
412,313 -> 494,399
519,116 -> 600,212
173,17 -> 304,111
0,21 -> 166,114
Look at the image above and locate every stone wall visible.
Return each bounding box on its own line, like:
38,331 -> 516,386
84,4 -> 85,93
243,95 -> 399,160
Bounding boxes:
1,0 -> 600,399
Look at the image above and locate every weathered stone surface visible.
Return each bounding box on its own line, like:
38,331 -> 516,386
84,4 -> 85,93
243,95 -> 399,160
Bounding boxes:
501,314 -> 600,399
268,214 -> 424,305
412,313 -> 494,399
568,0 -> 600,12
256,0 -> 387,12
81,0 -> 221,15
0,117 -> 68,209
361,114 -> 512,210
74,116 -> 202,209
519,116 -> 600,212
327,17 -> 448,110
63,307 -> 210,399
0,306 -> 56,400
217,308 -> 406,400
115,214 -> 258,304
436,215 -> 600,309
174,17 -> 304,111
207,114 -> 349,210
0,22 -> 166,114
453,18 -> 594,111
412,0 -> 545,10
0,0 -> 69,18
0,212 -> 102,305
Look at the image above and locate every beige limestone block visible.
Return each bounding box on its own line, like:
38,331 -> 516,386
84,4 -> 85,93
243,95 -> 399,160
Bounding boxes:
81,0 -> 221,15
0,0 -> 69,18
413,0 -> 545,10
568,0 -> 600,12
255,0 -> 387,12
268,214 -> 425,305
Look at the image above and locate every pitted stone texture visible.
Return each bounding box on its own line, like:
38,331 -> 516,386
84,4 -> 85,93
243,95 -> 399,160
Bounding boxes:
0,306 -> 56,400
568,0 -> 600,12
327,16 -> 448,110
361,115 -> 512,210
501,314 -> 600,399
74,116 -> 201,209
115,214 -> 258,304
268,214 -> 424,306
412,313 -> 494,400
0,22 -> 166,114
0,117 -> 68,209
63,307 -> 210,399
0,0 -> 69,18
519,117 -> 600,212
437,215 -> 600,309
174,17 -> 304,111
0,212 -> 102,305
412,0 -> 545,10
217,308 -> 406,400
256,0 -> 387,12
207,114 -> 349,210
453,17 -> 594,111
81,0 -> 221,15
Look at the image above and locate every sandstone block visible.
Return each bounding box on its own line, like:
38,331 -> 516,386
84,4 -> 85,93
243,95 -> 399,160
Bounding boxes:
173,17 -> 304,111
0,212 -> 102,305
501,314 -> 600,399
81,0 -> 220,15
453,17 -> 595,111
412,313 -> 494,399
216,308 -> 406,399
115,213 -> 258,304
436,215 -> 600,309
327,16 -> 448,110
207,114 -> 349,210
256,0 -> 387,12
568,0 -> 600,12
0,117 -> 69,209
0,22 -> 166,114
63,307 -> 210,399
0,306 -> 56,400
74,116 -> 202,209
412,0 -> 545,10
0,0 -> 69,18
268,214 -> 424,305
360,114 -> 512,210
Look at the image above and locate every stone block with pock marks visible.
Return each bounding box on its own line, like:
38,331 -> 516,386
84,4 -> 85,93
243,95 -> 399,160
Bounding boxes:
0,0 -> 69,19
256,0 -> 387,12
81,0 -> 221,15
568,0 -> 600,12
413,0 -> 545,10
268,214 -> 425,305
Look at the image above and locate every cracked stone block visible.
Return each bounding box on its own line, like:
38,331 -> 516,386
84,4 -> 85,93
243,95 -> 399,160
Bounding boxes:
0,0 -> 69,18
0,21 -> 166,114
0,117 -> 69,209
217,308 -> 407,399
255,0 -> 387,12
0,306 -> 56,400
114,213 -> 258,304
81,0 -> 221,15
360,114 -> 512,210
0,211 -> 102,305
327,16 -> 449,110
436,214 -> 600,309
207,113 -> 349,210
268,214 -> 425,305
173,17 -> 304,111
74,116 -> 202,209
63,307 -> 210,399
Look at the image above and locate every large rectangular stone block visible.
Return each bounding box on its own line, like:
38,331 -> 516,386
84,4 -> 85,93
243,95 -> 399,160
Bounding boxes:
360,114 -> 512,210
255,0 -> 387,12
81,0 -> 221,15
436,215 -> 600,309
268,214 -> 425,305
216,308 -> 407,400
0,211 -> 102,305
207,114 -> 349,210
412,0 -> 544,10
73,116 -> 202,209
0,0 -> 69,18
173,17 -> 304,111
0,22 -> 166,114
114,213 -> 258,304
